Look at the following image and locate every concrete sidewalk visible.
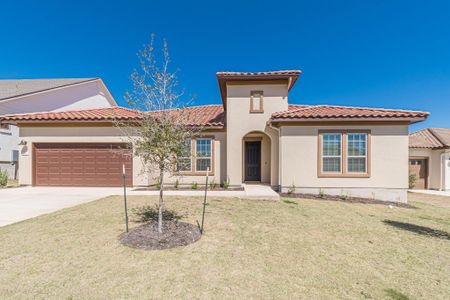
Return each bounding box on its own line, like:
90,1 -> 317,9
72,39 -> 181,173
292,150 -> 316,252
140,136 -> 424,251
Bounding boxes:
409,189 -> 450,197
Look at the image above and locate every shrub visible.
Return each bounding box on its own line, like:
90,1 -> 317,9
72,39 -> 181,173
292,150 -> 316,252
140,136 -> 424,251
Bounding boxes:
409,173 -> 417,189
339,190 -> 348,200
0,169 -> 7,187
174,178 -> 179,189
191,182 -> 198,190
318,189 -> 325,198
209,178 -> 217,190
222,179 -> 230,189
132,205 -> 182,223
287,183 -> 295,194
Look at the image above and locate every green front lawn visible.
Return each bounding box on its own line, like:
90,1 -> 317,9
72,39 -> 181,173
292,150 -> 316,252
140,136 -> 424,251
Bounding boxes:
0,193 -> 449,299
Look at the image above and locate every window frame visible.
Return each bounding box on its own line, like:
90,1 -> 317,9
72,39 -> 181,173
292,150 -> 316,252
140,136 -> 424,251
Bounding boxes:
175,137 -> 215,175
250,90 -> 264,113
195,138 -> 213,173
176,139 -> 192,172
318,130 -> 371,178
320,133 -> 343,174
346,132 -> 368,174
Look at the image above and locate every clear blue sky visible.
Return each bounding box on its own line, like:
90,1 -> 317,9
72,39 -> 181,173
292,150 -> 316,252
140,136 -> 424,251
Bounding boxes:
1,0 -> 449,131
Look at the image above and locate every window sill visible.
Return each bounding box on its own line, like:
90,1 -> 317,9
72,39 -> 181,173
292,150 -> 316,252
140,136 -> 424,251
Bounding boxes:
318,173 -> 370,178
174,171 -> 215,176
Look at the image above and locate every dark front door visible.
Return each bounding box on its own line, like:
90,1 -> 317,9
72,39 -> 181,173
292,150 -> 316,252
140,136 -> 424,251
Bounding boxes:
245,141 -> 261,181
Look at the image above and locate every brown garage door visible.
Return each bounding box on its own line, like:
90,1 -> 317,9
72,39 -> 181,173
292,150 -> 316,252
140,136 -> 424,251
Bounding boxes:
33,143 -> 132,187
409,158 -> 428,189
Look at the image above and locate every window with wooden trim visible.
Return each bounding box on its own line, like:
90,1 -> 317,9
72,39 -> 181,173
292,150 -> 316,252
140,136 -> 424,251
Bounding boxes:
347,133 -> 367,173
250,90 -> 264,113
176,139 -> 192,172
195,138 -> 212,171
175,138 -> 214,174
321,133 -> 342,173
318,130 -> 370,177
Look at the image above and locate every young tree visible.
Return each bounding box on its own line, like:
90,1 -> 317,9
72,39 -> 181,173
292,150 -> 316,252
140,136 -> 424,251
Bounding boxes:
115,35 -> 198,233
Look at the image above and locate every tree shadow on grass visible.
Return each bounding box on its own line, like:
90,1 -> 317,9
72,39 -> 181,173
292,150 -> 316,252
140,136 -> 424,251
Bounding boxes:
282,199 -> 298,205
384,288 -> 412,300
383,220 -> 450,240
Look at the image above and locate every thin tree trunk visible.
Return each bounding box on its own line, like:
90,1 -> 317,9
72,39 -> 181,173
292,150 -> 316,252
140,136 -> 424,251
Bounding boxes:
158,168 -> 165,233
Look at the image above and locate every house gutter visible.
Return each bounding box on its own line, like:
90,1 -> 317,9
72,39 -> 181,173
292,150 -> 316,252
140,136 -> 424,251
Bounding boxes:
267,120 -> 282,191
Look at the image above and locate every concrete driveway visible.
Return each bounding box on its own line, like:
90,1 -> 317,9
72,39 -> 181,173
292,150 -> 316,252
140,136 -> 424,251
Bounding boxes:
0,185 -> 267,227
0,187 -> 125,227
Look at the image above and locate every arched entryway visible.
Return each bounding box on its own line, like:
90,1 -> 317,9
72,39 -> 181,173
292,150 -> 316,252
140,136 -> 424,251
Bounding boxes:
242,131 -> 271,183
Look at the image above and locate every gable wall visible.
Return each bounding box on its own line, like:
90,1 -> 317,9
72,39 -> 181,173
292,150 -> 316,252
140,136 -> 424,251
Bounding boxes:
225,83 -> 288,186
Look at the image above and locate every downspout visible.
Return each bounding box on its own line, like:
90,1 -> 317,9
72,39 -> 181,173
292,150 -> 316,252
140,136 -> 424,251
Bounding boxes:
267,120 -> 282,191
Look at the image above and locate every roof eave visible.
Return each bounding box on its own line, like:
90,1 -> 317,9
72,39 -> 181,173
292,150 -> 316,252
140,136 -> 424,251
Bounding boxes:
409,145 -> 449,150
216,72 -> 301,109
270,117 -> 427,124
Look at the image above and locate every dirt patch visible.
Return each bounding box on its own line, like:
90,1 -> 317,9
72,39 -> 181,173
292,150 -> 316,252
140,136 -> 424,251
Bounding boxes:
280,193 -> 414,208
120,221 -> 201,250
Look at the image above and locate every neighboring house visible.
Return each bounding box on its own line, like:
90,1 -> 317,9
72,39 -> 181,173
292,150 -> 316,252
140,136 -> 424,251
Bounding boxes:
0,78 -> 117,178
409,128 -> 450,191
0,70 -> 428,203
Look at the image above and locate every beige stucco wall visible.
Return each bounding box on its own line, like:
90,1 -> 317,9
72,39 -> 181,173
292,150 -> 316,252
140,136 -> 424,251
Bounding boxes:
280,124 -> 410,202
225,83 -> 286,187
242,133 -> 271,183
409,148 -> 448,190
147,131 -> 226,187
17,126 -> 225,187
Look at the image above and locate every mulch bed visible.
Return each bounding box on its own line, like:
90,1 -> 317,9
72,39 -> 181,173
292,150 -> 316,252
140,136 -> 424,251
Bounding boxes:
133,186 -> 244,191
280,193 -> 414,208
120,221 -> 201,250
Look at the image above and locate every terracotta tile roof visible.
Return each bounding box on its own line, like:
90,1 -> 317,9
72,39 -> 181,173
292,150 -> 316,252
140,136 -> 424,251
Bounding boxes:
0,105 -> 226,128
216,70 -> 302,105
0,104 -> 430,128
409,128 -> 450,149
288,104 -> 310,110
174,105 -> 224,127
271,105 -> 429,124
0,106 -> 141,122
216,70 -> 302,77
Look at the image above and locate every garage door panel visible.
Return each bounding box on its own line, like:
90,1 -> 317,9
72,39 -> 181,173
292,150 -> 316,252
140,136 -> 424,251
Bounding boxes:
33,143 -> 132,187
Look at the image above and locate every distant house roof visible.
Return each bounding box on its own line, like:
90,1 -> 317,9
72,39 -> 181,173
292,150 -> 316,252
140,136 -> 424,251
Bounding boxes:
271,105 -> 428,124
409,128 -> 450,149
216,70 -> 301,106
1,103 -> 429,128
0,78 -> 99,101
